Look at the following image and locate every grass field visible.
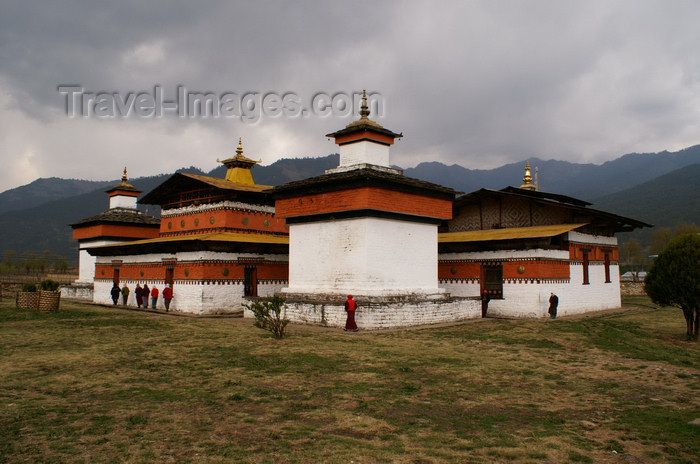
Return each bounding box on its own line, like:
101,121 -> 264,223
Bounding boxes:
1,296 -> 698,463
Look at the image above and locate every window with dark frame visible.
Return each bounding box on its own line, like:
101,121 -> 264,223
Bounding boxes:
603,250 -> 611,283
582,249 -> 590,285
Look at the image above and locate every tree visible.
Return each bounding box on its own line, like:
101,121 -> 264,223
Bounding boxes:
644,234 -> 700,341
52,255 -> 69,273
3,250 -> 16,271
243,296 -> 289,339
650,227 -> 672,255
650,223 -> 700,256
620,239 -> 647,281
673,222 -> 700,238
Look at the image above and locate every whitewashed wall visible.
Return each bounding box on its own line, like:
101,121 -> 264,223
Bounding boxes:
437,233 -> 621,318
93,250 -> 287,314
109,196 -> 138,209
78,239 -> 123,282
245,297 -> 481,330
286,217 -> 442,296
338,140 -> 390,168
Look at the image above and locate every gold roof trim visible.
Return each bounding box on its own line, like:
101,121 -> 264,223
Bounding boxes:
438,223 -> 588,243
96,232 -> 289,248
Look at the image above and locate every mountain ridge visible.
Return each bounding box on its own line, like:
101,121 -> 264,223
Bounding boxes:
0,145 -> 697,262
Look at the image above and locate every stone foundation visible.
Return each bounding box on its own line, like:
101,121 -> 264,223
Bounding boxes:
60,282 -> 94,300
257,292 -> 481,330
621,281 -> 646,296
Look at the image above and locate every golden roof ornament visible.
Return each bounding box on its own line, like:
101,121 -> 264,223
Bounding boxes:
520,161 -> 537,190
107,166 -> 138,193
343,89 -> 385,130
359,89 -> 370,119
218,138 -> 261,185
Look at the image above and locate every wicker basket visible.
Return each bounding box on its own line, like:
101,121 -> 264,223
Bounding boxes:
38,290 -> 61,311
16,292 -> 39,309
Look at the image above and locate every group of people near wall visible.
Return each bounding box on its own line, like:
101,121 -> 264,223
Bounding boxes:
110,283 -> 173,311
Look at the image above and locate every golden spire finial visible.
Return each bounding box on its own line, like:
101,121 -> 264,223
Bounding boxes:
122,167 -> 128,183
359,89 -> 370,119
520,161 -> 536,190
523,161 -> 532,184
236,137 -> 243,156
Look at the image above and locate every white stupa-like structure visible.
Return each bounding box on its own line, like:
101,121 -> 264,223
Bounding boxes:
273,92 -> 474,327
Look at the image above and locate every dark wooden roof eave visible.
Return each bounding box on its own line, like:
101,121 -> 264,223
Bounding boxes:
139,172 -> 273,206
453,188 -> 652,233
273,168 -> 459,200
325,121 -> 403,139
70,209 -> 160,228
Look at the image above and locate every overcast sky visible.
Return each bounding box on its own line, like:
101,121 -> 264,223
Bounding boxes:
1,0 -> 699,193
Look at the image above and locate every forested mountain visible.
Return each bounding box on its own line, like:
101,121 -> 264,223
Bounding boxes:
404,144 -> 700,199
0,146 -> 697,264
591,163 -> 700,245
0,178 -> 114,215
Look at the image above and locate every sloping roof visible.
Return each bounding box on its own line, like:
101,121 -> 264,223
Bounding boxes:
106,180 -> 141,195
438,224 -> 588,243
453,187 -> 651,232
87,231 -> 288,256
274,167 -> 458,199
96,231 -> 288,248
325,120 -> 403,139
70,208 -> 160,228
456,187 -> 591,207
181,173 -> 272,192
498,186 -> 592,206
139,172 -> 273,206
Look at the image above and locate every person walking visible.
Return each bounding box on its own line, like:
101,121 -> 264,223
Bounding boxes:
121,284 -> 130,305
344,295 -> 358,331
150,286 -> 159,309
162,284 -> 173,312
142,284 -> 150,308
135,283 -> 143,308
110,283 -> 120,305
481,290 -> 491,318
548,292 -> 559,319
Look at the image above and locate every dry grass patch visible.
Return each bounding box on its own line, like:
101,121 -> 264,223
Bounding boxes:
0,296 -> 698,463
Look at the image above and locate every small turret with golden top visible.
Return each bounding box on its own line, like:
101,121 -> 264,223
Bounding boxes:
217,138 -> 261,185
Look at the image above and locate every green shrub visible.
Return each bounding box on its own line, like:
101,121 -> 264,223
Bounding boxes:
243,296 -> 289,339
40,279 -> 60,291
21,282 -> 37,292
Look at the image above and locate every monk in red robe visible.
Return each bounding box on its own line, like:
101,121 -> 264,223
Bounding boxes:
344,295 -> 358,331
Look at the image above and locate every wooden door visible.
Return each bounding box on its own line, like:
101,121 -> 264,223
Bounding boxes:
244,266 -> 258,297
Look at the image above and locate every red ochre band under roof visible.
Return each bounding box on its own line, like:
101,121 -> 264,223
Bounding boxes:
276,186 -> 453,220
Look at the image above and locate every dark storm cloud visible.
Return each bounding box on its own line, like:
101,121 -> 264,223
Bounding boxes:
1,0 -> 699,191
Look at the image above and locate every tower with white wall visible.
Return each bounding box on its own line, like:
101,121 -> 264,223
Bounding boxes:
66,169 -> 160,298
273,92 -> 480,328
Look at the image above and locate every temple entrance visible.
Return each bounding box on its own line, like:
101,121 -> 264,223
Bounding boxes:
113,267 -> 120,286
244,266 -> 258,297
165,268 -> 174,287
481,263 -> 503,299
